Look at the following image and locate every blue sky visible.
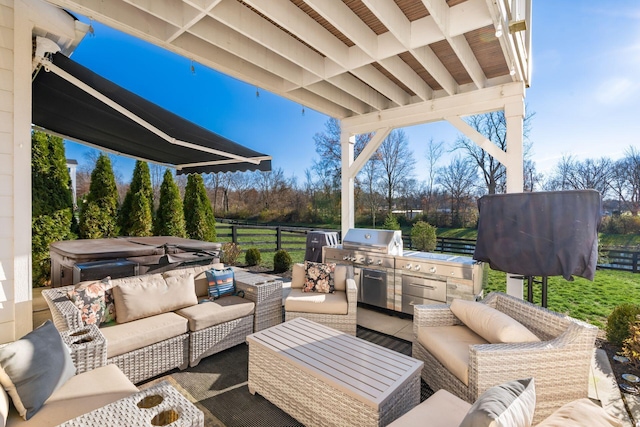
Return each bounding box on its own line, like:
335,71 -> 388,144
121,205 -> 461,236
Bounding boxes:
64,2 -> 640,184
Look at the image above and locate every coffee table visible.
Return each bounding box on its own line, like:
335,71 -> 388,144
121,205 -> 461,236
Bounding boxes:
246,317 -> 423,427
58,381 -> 203,427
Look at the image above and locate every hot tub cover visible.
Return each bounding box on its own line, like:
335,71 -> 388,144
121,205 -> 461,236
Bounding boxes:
473,190 -> 601,281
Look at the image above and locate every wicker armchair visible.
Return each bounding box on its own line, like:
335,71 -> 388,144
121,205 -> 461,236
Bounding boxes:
412,292 -> 598,424
284,263 -> 358,335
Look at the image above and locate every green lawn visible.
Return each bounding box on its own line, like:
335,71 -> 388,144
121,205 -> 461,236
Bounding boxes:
485,268 -> 640,329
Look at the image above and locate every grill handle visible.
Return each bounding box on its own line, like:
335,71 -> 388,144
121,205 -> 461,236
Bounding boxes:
363,274 -> 383,281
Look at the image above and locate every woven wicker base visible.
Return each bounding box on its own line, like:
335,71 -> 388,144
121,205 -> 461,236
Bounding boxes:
189,315 -> 253,367
285,311 -> 357,335
109,334 -> 189,385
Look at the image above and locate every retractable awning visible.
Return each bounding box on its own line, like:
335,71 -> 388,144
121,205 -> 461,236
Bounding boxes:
32,51 -> 271,174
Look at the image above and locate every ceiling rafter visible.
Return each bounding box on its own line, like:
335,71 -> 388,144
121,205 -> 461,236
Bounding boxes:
421,0 -> 487,89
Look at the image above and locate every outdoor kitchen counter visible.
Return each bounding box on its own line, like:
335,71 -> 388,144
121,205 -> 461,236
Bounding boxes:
246,317 -> 423,427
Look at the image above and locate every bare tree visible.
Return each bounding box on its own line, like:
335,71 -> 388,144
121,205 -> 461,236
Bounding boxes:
454,110 -> 534,194
253,168 -> 288,210
436,156 -> 479,227
424,139 -> 444,217
359,152 -> 383,226
611,147 -> 640,215
378,129 -> 416,213
545,155 -> 613,197
149,163 -> 166,209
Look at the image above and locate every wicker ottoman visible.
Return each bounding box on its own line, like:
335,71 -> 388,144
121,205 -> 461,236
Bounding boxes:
247,318 -> 423,427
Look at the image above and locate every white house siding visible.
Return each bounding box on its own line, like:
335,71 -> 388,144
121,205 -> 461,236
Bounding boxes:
0,0 -> 33,343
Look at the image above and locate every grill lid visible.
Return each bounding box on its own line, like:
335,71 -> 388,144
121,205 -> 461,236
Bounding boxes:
342,228 -> 403,256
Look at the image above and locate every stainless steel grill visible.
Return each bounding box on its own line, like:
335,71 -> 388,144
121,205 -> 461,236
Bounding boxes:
323,228 -> 485,313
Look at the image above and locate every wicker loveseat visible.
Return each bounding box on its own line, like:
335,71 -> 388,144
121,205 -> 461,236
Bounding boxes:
42,264 -> 274,384
284,263 -> 357,335
412,292 -> 599,424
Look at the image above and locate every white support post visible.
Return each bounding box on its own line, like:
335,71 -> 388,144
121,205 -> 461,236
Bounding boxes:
504,94 -> 525,299
341,131 -> 355,239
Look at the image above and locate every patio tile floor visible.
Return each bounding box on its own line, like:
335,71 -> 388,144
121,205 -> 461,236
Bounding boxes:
34,282 -> 635,426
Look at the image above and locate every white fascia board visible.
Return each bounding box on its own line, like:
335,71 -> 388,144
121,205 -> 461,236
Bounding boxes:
342,82 -> 525,134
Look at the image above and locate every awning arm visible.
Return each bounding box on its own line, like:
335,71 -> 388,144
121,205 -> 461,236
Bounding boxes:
177,156 -> 272,170
33,55 -> 262,165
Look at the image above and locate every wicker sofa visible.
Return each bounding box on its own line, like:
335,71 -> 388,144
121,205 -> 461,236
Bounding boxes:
412,292 -> 599,424
43,264 -> 280,384
284,263 -> 357,335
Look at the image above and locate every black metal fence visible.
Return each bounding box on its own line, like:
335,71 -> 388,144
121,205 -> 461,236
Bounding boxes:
217,221 -> 640,273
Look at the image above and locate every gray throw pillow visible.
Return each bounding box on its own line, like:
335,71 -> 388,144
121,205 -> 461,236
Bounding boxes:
0,320 -> 76,420
459,378 -> 536,427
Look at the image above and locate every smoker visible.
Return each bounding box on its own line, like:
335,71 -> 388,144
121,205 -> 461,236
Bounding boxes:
304,231 -> 339,263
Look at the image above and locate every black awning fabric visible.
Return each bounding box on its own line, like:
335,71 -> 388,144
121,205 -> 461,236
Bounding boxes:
32,52 -> 271,175
473,190 -> 602,281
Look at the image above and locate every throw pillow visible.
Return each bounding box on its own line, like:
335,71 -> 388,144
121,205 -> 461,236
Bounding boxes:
0,321 -> 76,420
303,261 -> 335,293
450,299 -> 540,344
536,398 -> 622,427
205,268 -> 236,299
459,378 -> 536,427
67,277 -> 115,326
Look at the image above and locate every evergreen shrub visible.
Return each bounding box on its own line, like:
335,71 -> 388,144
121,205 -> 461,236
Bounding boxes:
273,249 -> 292,273
184,174 -> 216,241
606,303 -> 640,346
154,169 -> 186,237
245,247 -> 261,266
411,221 -> 437,252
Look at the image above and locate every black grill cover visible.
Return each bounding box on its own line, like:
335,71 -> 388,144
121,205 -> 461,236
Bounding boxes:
473,190 -> 601,281
305,231 -> 339,263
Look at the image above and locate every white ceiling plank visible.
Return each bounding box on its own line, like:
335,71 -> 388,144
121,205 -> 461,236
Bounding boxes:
342,82 -> 525,134
360,0 -> 411,49
379,56 -> 433,101
303,0 -> 377,58
421,0 -> 487,89
350,65 -> 409,107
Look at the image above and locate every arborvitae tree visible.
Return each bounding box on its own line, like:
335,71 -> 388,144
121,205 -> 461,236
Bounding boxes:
79,153 -> 119,238
31,131 -> 74,286
119,160 -> 153,236
154,169 -> 186,237
183,173 -> 216,241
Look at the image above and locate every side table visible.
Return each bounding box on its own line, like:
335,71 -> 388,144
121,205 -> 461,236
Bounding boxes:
58,381 -> 204,427
60,324 -> 107,374
234,269 -> 283,331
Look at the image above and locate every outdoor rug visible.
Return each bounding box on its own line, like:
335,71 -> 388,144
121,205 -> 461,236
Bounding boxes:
139,326 -> 433,427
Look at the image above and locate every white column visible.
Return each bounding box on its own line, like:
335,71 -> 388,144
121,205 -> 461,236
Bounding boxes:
0,0 -> 33,342
504,96 -> 525,299
340,130 -> 355,238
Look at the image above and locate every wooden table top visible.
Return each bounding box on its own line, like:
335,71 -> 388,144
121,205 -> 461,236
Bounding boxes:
246,317 -> 423,409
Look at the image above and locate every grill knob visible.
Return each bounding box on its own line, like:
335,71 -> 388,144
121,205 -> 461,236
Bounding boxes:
377,260 -> 382,266
343,256 -> 349,261
359,257 -> 365,263
414,265 -> 421,271
405,263 -> 412,270
429,267 -> 437,273
367,259 -> 373,264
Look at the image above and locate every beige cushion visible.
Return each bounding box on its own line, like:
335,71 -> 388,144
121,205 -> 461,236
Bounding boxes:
536,398 -> 623,427
417,325 -> 488,385
284,289 -> 348,315
101,312 -> 188,358
112,274 -> 197,323
333,264 -> 347,292
6,364 -> 137,427
163,263 -> 224,298
388,389 -> 471,427
175,296 -> 255,331
291,263 -> 305,289
450,299 -> 540,344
